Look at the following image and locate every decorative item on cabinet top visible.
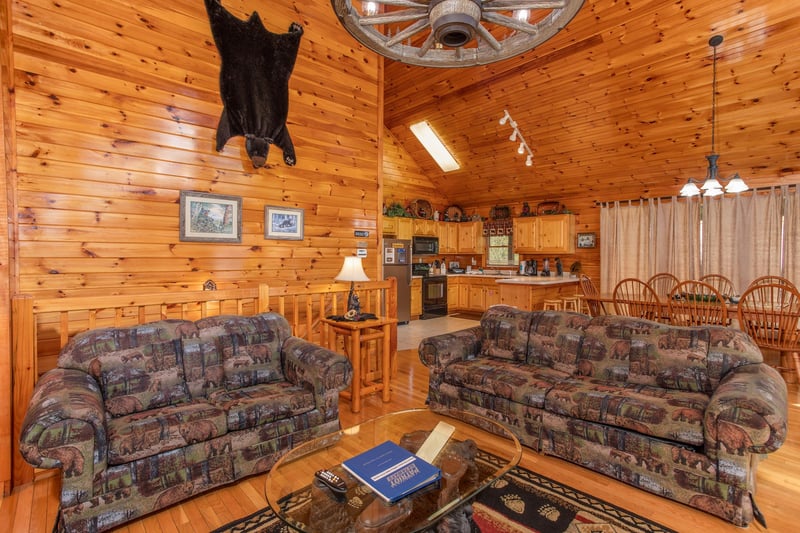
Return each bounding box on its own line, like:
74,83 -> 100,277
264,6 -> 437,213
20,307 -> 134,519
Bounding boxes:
536,201 -> 567,215
489,205 -> 511,220
444,205 -> 463,222
409,199 -> 433,219
483,219 -> 513,236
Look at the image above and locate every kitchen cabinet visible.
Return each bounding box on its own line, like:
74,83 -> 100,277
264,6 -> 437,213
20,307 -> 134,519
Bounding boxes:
458,283 -> 470,308
413,219 -> 437,236
485,285 -> 501,308
457,221 -> 483,254
382,217 -> 397,236
500,284 -> 531,310
438,222 -> 459,253
468,284 -> 485,311
447,278 -> 459,311
410,278 -> 422,317
513,214 -> 575,253
383,217 -> 413,240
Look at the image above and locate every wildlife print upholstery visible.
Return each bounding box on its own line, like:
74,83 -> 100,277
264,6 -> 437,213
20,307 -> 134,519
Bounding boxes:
204,0 -> 303,168
420,306 -> 788,527
20,313 -> 351,532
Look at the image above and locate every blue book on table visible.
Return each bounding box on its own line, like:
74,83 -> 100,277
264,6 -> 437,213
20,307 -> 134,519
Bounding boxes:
342,440 -> 442,503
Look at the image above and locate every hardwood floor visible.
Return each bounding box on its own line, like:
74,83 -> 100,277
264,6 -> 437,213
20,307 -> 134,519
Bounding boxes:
2,341 -> 798,532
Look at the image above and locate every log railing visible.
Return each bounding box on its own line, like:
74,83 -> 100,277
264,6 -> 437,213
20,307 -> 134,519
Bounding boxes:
8,278 -> 397,489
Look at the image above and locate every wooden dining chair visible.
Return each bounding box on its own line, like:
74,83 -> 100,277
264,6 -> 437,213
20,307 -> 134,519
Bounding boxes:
613,278 -> 661,321
700,274 -> 736,298
579,275 -> 606,317
668,280 -> 728,326
747,275 -> 797,292
738,282 -> 800,383
647,272 -> 680,301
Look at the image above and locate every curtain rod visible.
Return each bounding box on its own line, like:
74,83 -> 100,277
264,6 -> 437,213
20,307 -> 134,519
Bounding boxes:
593,183 -> 797,206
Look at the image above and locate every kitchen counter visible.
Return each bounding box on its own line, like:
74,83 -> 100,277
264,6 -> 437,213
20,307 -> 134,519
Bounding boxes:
495,276 -> 579,286
448,273 -> 579,285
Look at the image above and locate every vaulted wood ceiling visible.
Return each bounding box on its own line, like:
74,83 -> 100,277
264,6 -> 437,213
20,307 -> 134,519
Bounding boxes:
383,0 -> 800,209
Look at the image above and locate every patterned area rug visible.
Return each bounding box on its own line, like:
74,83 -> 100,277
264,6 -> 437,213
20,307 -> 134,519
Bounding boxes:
213,451 -> 675,533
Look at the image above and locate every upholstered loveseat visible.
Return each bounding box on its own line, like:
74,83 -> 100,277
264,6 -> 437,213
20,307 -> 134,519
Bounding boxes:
420,306 -> 788,527
20,313 -> 352,532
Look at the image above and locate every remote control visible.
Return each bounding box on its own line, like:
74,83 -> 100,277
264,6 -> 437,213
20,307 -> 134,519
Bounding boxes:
314,469 -> 347,494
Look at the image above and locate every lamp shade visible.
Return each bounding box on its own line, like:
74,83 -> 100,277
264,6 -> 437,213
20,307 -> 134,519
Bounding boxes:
725,174 -> 749,193
679,180 -> 701,197
335,257 -> 370,283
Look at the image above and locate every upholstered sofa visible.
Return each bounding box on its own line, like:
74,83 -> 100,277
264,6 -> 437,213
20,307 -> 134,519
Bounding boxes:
20,313 -> 352,532
419,305 -> 788,527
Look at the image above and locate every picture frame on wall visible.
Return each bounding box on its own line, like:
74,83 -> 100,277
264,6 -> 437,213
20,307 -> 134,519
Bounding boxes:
179,191 -> 242,243
265,206 -> 304,240
577,232 -> 596,249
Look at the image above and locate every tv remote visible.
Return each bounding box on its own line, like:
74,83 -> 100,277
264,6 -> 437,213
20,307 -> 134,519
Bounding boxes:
314,469 -> 347,494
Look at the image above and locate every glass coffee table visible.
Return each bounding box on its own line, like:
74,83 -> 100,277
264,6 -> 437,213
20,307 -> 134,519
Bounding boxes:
265,409 -> 521,532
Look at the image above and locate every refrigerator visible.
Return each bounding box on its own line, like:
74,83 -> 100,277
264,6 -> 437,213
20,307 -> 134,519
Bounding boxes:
383,238 -> 412,324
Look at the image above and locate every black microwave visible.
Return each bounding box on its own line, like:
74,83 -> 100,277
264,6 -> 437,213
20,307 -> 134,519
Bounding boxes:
412,236 -> 439,256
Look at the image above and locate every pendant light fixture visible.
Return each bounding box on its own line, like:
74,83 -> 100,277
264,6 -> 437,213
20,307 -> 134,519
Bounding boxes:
680,35 -> 749,197
330,0 -> 585,68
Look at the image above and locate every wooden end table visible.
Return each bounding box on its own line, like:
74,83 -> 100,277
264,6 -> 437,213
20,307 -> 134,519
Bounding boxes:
321,316 -> 397,413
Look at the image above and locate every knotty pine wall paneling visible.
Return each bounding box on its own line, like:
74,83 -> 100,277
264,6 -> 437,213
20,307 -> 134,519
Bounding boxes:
0,0 -> 14,495
8,0 -> 382,297
1,0 -> 383,490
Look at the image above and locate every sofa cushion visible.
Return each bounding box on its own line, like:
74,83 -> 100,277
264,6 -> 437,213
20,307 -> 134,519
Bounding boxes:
528,311 -> 591,372
57,320 -> 193,417
544,377 -> 708,447
443,358 -> 570,408
107,401 -> 227,465
208,381 -> 316,431
181,334 -> 225,400
193,314 -> 290,390
479,305 -> 533,361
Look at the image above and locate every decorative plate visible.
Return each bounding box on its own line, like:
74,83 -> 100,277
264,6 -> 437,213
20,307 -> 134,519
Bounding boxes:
410,199 -> 433,219
444,205 -> 463,221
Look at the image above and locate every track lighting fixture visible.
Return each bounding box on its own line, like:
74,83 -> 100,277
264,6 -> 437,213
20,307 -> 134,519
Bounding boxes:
498,109 -> 534,168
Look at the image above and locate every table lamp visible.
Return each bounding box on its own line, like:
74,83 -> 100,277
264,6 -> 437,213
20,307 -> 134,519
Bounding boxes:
335,256 -> 370,320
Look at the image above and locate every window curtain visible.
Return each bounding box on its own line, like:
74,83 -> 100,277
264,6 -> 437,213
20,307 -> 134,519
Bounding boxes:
601,198 -> 699,294
703,189 -> 783,292
783,186 -> 800,282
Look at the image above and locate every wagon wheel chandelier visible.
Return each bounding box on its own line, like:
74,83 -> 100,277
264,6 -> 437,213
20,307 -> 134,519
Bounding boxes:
330,0 -> 585,68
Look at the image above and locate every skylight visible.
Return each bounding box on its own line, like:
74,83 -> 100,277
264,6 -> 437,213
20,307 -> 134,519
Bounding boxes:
409,121 -> 460,172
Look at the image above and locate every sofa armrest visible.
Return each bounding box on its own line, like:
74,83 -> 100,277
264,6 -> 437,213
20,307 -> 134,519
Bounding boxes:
418,325 -> 484,371
282,336 -> 353,406
704,363 -> 788,461
20,368 -> 107,506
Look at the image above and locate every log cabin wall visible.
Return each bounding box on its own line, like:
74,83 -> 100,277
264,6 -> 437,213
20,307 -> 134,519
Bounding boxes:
0,0 -> 382,491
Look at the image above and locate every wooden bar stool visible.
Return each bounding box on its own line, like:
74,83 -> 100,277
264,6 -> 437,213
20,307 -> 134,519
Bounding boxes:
543,299 -> 562,311
561,296 -> 579,312
577,294 -> 591,315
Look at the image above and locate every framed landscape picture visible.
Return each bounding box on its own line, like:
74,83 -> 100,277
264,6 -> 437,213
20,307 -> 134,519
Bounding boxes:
577,232 -> 596,249
265,206 -> 304,240
179,191 -> 242,243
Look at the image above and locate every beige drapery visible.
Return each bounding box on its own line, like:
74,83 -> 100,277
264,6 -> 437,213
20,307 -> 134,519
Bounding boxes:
703,188 -> 783,293
600,198 -> 699,294
782,186 -> 800,280
600,187 -> 797,294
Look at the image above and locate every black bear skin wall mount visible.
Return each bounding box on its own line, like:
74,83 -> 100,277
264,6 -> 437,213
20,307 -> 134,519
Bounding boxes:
204,0 -> 303,168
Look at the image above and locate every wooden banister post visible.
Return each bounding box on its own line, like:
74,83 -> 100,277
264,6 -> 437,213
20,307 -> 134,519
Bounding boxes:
11,295 -> 35,488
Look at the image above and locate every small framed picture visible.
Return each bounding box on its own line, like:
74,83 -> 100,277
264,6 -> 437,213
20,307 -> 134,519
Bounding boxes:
265,206 -> 304,240
577,232 -> 596,249
179,191 -> 242,243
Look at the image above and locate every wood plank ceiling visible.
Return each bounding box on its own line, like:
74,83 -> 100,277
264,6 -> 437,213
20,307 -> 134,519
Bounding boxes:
382,0 -> 800,209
